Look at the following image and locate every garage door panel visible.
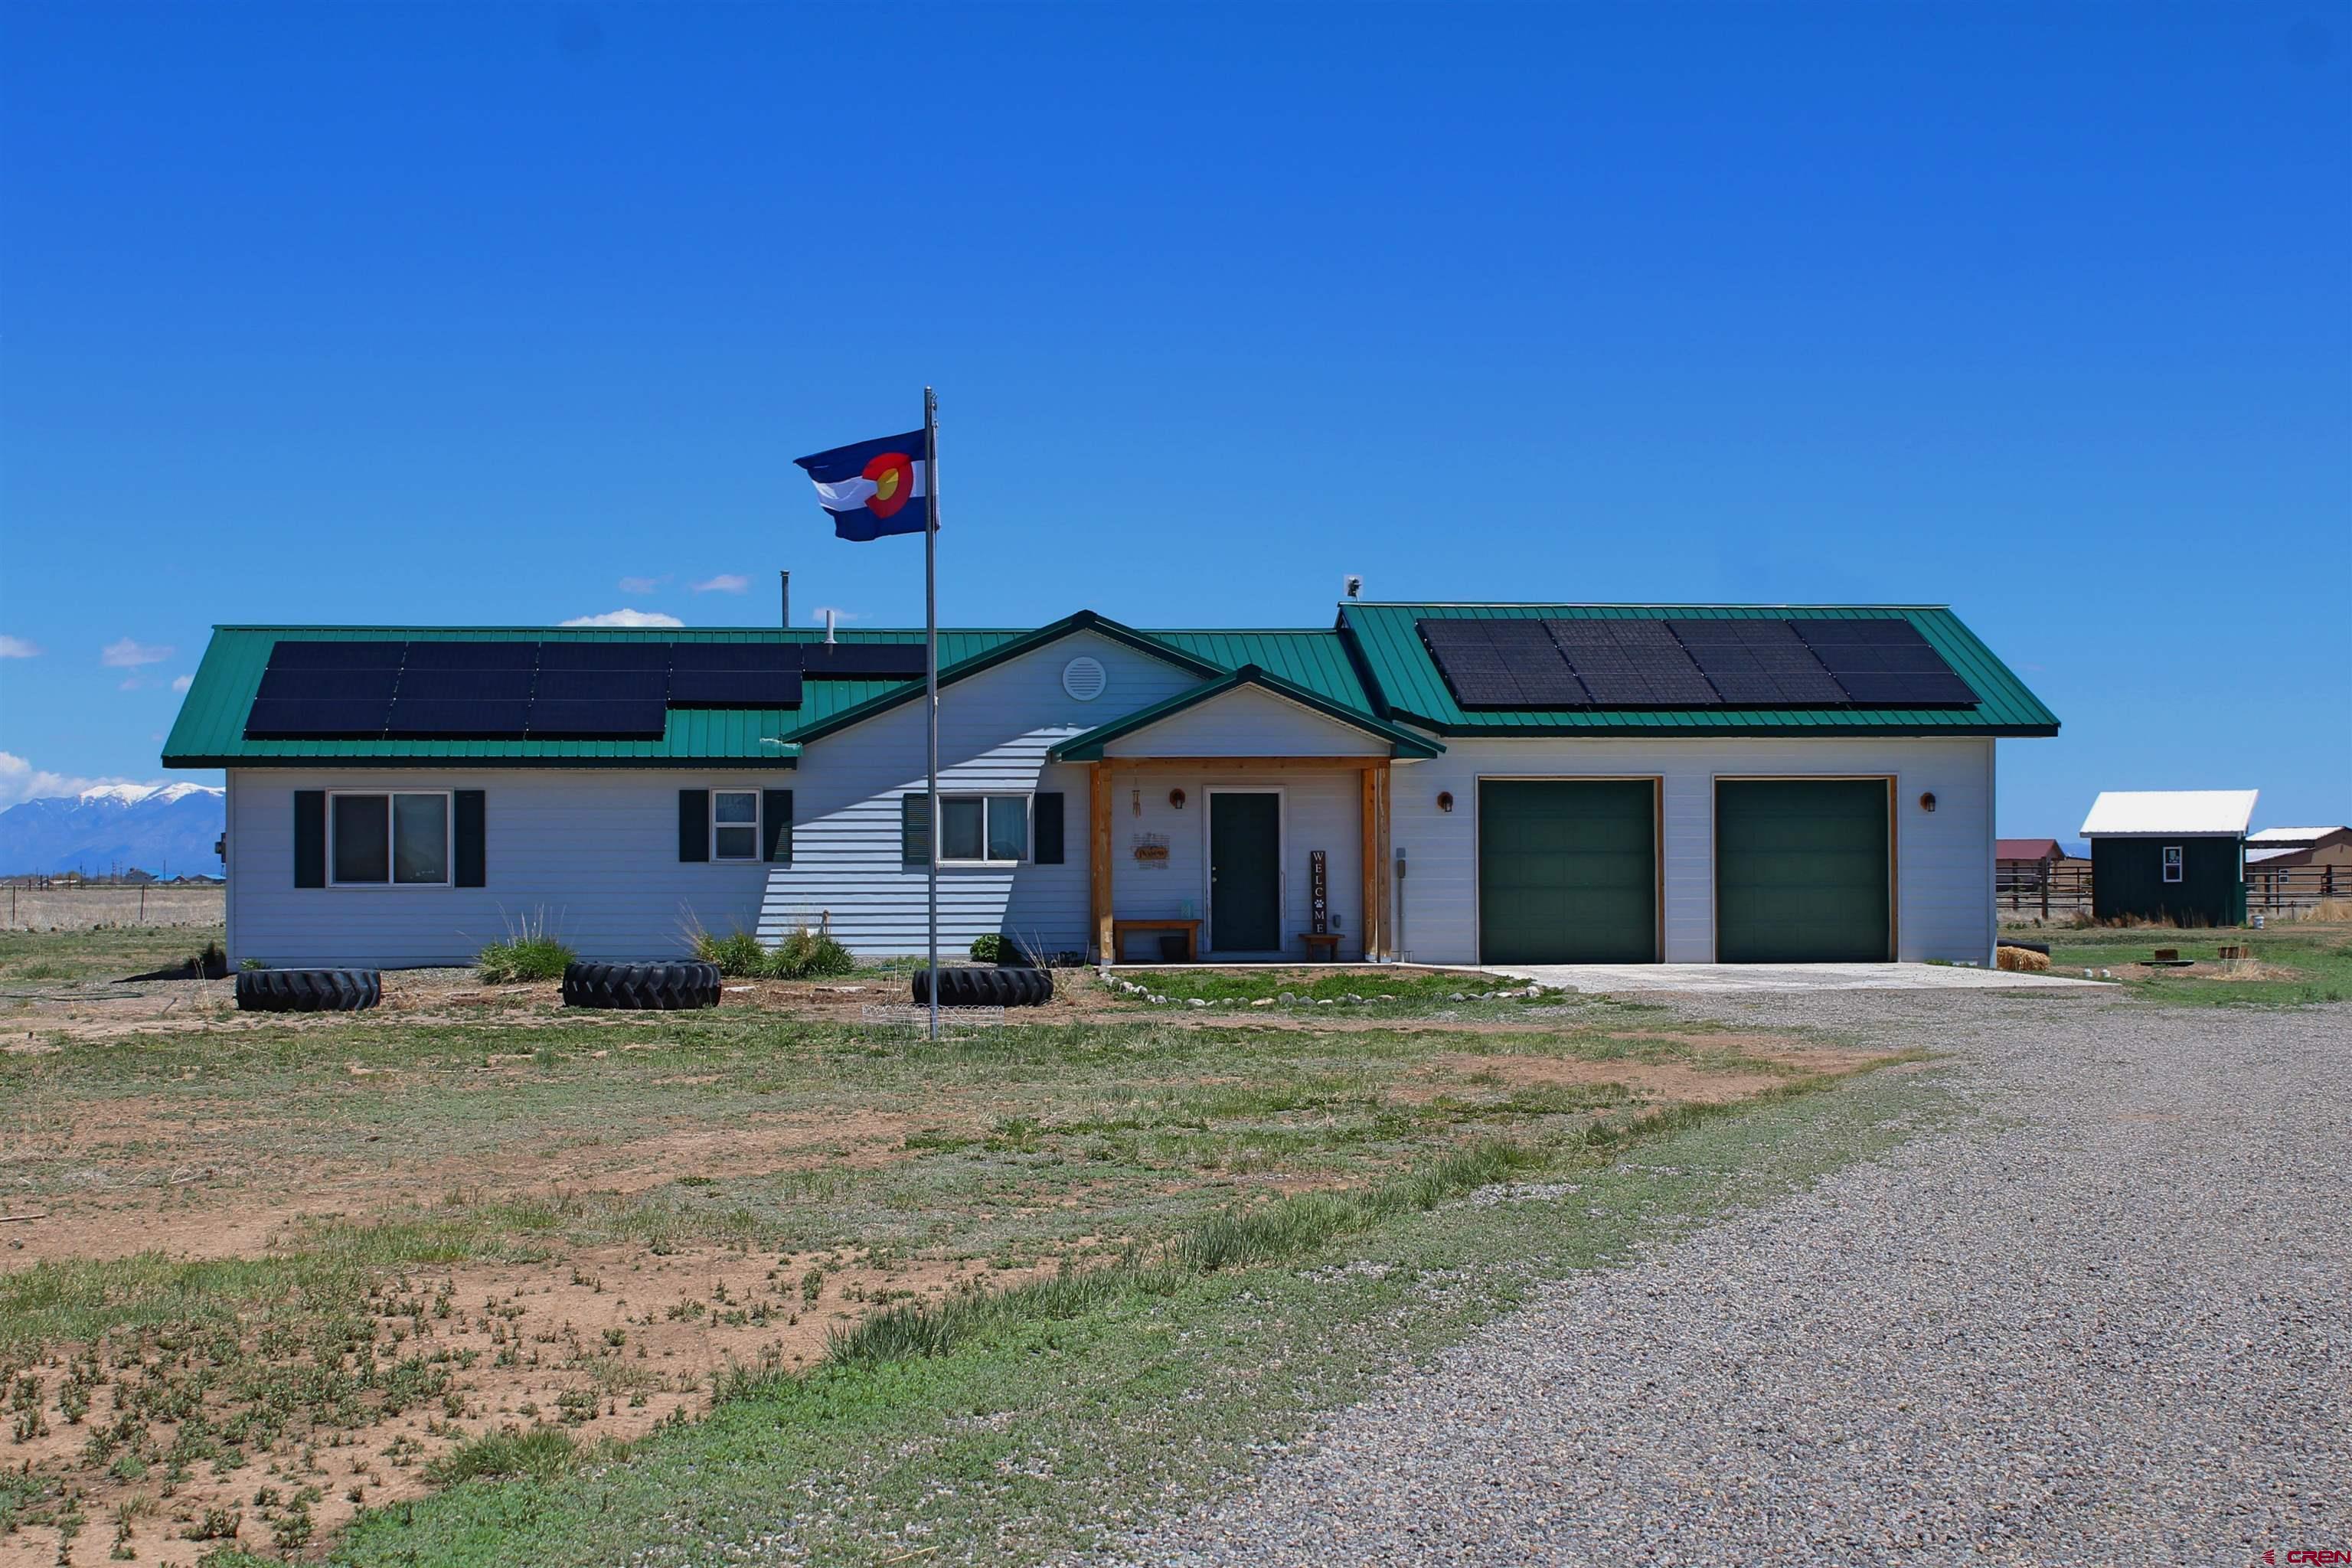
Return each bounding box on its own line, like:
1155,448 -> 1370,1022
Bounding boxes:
1479,780 -> 1657,965
1715,779 -> 1890,962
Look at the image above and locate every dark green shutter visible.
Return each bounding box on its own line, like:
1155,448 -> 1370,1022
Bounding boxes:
454,790 -> 486,887
1714,780 -> 1890,962
1478,780 -> 1657,964
763,789 -> 793,864
1034,792 -> 1065,864
678,789 -> 710,862
293,791 -> 326,888
901,792 -> 930,868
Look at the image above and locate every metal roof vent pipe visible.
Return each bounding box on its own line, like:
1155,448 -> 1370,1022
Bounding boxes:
1344,573 -> 1364,600
824,608 -> 838,645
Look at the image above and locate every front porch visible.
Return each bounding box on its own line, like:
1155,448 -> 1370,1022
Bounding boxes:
1083,756 -> 1396,963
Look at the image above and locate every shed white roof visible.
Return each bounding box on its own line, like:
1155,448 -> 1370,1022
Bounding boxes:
2079,789 -> 2259,838
2246,847 -> 2299,864
2247,826 -> 2347,845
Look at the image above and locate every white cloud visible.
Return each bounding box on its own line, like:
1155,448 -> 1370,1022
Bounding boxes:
809,606 -> 861,626
692,574 -> 750,594
618,575 -> 665,595
101,637 -> 173,668
560,608 -> 684,629
0,752 -> 145,807
119,677 -> 145,691
170,674 -> 194,693
0,635 -> 38,658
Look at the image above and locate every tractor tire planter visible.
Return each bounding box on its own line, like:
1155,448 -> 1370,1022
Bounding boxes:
235,968 -> 381,1013
911,966 -> 1054,1008
560,960 -> 722,1011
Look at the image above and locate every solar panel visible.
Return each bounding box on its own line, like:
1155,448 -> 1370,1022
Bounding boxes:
1543,620 -> 1722,707
670,642 -> 801,674
1417,619 -> 1590,709
382,699 -> 533,737
1664,619 -> 1850,707
256,665 -> 402,702
1788,619 -> 1980,707
534,668 -> 668,703
525,699 -> 668,738
796,642 -> 928,679
391,668 -> 535,702
402,641 -> 541,671
243,697 -> 393,739
666,669 -> 804,709
539,642 -> 671,671
265,639 -> 406,670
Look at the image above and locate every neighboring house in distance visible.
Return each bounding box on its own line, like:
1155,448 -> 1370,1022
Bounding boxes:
162,603 -> 2059,970
1994,837 -> 2079,888
2079,790 -> 2259,926
2244,825 -> 2352,872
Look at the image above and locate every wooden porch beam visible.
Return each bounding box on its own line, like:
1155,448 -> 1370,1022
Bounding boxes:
1093,754 -> 1381,773
1377,760 -> 1393,962
1089,762 -> 1113,965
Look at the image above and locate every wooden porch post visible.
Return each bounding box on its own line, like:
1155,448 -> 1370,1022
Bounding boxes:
1360,764 -> 1381,961
1376,762 -> 1393,961
1090,761 -> 1113,965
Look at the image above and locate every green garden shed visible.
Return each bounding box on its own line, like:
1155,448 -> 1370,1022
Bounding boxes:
2079,789 -> 2257,926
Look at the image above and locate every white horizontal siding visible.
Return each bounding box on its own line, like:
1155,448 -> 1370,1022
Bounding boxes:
759,632 -> 1204,959
224,768 -> 783,968
1391,735 -> 1996,965
1102,685 -> 1385,758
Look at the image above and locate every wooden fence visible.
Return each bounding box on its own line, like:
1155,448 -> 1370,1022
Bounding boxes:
1999,862 -> 2345,918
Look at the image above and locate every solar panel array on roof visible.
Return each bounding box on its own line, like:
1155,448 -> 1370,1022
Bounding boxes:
243,637 -> 841,740
798,642 -> 928,679
668,642 -> 805,709
1664,619 -> 1852,707
1417,619 -> 1592,709
1543,620 -> 1721,707
1789,619 -> 1979,707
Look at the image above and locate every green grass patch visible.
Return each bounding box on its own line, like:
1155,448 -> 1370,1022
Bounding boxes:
2038,925 -> 2352,1005
0,922 -> 229,985
1107,965 -> 1536,1011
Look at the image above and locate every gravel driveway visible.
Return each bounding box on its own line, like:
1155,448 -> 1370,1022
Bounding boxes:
1114,993 -> 2352,1567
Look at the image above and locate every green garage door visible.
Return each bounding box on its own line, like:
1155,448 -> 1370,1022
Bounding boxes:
1715,779 -> 1890,962
1478,780 -> 1657,964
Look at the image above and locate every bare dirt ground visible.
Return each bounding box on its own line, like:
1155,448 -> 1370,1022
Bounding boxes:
0,952 -> 1893,1566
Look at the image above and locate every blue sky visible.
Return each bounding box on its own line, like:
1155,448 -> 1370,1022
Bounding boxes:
2,2 -> 2345,834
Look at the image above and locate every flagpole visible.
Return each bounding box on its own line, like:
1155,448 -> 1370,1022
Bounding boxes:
924,386 -> 941,1044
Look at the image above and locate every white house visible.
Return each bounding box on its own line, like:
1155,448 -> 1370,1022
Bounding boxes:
163,604 -> 2058,969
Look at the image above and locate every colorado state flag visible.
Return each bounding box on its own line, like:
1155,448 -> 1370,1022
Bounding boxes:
792,430 -> 931,541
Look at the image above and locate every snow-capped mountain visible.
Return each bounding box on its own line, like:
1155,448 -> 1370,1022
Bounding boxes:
0,782 -> 226,876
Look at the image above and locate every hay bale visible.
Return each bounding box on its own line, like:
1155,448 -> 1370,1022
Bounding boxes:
1997,945 -> 2051,973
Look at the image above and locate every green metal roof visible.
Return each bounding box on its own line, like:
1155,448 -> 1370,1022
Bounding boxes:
1050,664 -> 1442,762
162,603 -> 2057,768
1338,603 -> 2059,737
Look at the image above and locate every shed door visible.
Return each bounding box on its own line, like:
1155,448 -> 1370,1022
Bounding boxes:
1478,780 -> 1657,964
1715,779 -> 1890,962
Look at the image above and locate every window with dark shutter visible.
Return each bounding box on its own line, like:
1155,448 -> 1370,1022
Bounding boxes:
763,789 -> 793,864
678,789 -> 710,862
293,791 -> 326,887
900,792 -> 930,868
1034,792 -> 1065,864
454,791 -> 487,887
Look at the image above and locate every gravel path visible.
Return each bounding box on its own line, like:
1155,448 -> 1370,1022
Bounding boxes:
1114,993 -> 2352,1567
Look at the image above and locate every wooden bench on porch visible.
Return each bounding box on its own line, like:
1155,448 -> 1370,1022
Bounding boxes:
1111,918 -> 1200,964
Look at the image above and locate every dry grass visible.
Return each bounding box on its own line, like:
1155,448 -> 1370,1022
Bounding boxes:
1,885 -> 222,933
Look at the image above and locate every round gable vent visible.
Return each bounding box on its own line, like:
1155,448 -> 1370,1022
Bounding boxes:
1063,655 -> 1107,702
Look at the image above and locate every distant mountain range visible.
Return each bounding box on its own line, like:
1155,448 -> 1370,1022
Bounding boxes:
0,782 -> 226,877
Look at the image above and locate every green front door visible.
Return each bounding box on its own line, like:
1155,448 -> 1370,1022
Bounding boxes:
1478,780 -> 1658,964
1209,792 -> 1282,952
1715,779 -> 1890,962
